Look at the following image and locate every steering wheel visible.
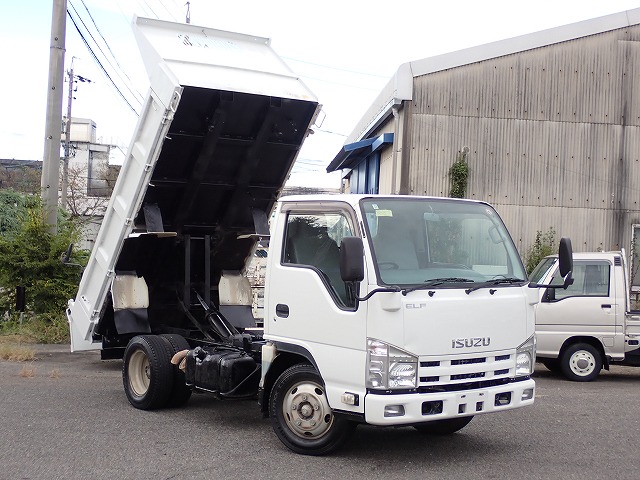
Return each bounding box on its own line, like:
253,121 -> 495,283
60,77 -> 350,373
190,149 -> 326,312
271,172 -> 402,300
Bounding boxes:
378,262 -> 399,270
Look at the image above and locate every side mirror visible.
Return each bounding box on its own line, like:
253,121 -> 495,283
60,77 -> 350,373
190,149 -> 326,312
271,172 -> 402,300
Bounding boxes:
558,237 -> 573,278
543,288 -> 556,302
340,236 -> 364,282
558,237 -> 574,289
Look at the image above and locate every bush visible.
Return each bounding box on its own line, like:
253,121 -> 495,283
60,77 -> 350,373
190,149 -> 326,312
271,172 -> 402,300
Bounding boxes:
0,312 -> 70,345
523,228 -> 556,274
0,192 -> 88,342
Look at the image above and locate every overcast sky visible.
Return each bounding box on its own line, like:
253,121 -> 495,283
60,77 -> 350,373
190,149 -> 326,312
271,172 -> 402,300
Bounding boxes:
2,0 -> 640,188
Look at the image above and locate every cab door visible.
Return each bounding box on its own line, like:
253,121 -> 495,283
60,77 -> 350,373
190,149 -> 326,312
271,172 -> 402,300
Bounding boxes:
535,260 -> 616,356
264,204 -> 368,407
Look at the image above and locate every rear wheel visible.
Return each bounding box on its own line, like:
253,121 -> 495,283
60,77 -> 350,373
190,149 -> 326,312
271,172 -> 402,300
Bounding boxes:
123,335 -> 174,410
269,364 -> 355,455
560,343 -> 602,382
159,334 -> 193,407
413,416 -> 473,435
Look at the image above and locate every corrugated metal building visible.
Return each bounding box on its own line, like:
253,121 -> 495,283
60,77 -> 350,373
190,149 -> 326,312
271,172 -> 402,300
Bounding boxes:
327,8 -> 640,280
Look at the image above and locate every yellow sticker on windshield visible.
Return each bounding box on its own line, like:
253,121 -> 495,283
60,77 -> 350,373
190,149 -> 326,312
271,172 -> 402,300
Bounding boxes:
376,210 -> 393,217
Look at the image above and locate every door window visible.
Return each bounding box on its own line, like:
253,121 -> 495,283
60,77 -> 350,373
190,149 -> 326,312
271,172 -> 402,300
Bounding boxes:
282,212 -> 354,307
551,261 -> 610,300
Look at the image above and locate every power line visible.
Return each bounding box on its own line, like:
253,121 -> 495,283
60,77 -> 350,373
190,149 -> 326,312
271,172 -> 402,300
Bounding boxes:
78,0 -> 145,104
156,0 -> 179,21
66,8 -> 140,115
68,1 -> 143,111
139,0 -> 160,19
314,127 -> 347,137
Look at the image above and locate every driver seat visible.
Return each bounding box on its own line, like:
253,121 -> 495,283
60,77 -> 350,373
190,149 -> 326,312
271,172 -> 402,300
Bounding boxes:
373,216 -> 419,269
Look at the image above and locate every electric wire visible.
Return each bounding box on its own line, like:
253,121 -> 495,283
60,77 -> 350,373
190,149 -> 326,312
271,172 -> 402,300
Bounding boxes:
78,0 -> 145,104
66,9 -> 140,115
156,0 -> 179,21
68,1 -> 143,112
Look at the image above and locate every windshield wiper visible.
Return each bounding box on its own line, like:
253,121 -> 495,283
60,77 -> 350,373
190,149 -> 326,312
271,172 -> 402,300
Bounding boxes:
464,277 -> 526,294
401,277 -> 475,296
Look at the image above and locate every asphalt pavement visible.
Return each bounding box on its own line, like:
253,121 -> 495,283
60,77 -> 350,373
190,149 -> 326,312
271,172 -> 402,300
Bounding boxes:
1,345 -> 640,480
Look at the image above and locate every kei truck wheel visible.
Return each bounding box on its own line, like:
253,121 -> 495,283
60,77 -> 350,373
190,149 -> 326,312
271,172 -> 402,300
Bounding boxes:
269,364 -> 355,455
123,335 -> 175,409
560,342 -> 602,382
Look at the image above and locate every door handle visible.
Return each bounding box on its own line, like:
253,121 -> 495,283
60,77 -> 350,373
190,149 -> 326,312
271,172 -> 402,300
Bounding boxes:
276,304 -> 290,318
601,304 -> 612,309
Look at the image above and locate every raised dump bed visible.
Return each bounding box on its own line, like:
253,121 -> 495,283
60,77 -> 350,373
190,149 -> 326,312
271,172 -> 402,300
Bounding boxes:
68,16 -> 319,355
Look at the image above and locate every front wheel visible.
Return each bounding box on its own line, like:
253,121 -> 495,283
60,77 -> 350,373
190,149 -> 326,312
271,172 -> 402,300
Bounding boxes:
560,343 -> 602,382
269,364 -> 355,455
413,416 -> 473,435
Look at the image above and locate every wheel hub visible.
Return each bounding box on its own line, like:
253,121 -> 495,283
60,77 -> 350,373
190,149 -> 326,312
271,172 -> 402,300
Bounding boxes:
570,351 -> 595,375
284,384 -> 333,438
576,358 -> 589,370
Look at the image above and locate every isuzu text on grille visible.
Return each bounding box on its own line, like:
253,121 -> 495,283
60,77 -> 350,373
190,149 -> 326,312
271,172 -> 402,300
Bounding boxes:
452,337 -> 491,348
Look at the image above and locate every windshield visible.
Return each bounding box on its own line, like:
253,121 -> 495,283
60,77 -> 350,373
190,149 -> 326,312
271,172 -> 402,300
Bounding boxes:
360,198 -> 527,287
528,257 -> 556,283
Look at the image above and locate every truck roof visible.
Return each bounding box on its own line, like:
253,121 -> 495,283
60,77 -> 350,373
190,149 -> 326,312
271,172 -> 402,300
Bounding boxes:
278,194 -> 493,207
544,251 -> 623,261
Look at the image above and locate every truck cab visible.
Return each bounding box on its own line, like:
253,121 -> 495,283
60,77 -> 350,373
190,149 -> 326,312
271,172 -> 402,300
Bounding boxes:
532,251 -> 640,381
260,195 -> 538,453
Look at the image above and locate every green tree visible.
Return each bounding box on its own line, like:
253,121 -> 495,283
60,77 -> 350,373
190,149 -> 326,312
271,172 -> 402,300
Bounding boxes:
0,189 -> 39,234
523,228 -> 556,274
449,147 -> 470,199
0,191 -> 88,315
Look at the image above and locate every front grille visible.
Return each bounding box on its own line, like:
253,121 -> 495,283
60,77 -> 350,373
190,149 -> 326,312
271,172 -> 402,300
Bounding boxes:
418,377 -> 515,393
418,352 -> 514,389
451,372 -> 485,380
420,361 -> 440,367
452,357 -> 486,366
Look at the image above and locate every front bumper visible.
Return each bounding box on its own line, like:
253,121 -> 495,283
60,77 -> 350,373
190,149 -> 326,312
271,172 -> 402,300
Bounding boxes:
364,378 -> 535,425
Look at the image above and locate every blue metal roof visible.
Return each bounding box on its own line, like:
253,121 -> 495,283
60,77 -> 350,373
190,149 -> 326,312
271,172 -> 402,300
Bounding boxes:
326,132 -> 393,172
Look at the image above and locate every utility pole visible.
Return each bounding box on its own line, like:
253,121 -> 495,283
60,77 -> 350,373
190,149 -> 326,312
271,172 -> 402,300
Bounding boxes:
61,61 -> 91,210
61,59 -> 74,209
41,0 -> 67,232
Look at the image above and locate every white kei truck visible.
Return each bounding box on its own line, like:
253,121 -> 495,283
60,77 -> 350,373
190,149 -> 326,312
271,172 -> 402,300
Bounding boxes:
531,250 -> 640,382
67,17 -> 572,455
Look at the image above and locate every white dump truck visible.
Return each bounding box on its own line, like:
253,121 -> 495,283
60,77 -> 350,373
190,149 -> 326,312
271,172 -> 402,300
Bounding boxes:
531,250 -> 640,381
67,16 -> 572,455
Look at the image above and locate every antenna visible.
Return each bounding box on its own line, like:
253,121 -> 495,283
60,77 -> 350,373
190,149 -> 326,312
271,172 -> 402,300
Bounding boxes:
185,2 -> 191,24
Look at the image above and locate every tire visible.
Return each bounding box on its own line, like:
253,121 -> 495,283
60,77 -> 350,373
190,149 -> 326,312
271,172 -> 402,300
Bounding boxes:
560,343 -> 603,382
269,364 -> 356,455
123,335 -> 175,410
413,416 -> 473,435
159,334 -> 193,407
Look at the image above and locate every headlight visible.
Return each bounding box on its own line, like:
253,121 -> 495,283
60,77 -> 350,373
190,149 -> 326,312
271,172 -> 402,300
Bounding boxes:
367,339 -> 418,390
515,335 -> 536,377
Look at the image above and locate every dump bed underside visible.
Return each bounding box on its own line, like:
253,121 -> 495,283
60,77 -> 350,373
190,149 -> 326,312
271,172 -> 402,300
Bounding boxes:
139,86 -> 317,241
